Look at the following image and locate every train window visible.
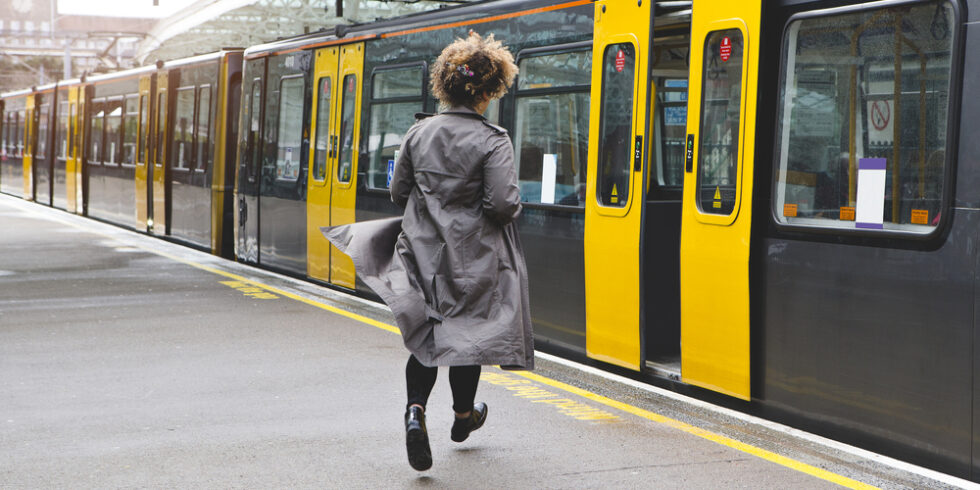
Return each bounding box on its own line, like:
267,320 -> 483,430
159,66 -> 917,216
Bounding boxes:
17,111 -> 24,158
248,80 -> 263,183
514,49 -> 591,207
155,92 -> 167,166
58,101 -> 68,160
173,87 -> 195,171
372,66 -> 422,99
518,50 -> 591,89
104,99 -> 123,165
773,1 -> 955,233
651,77 -> 688,190
69,103 -> 76,160
337,74 -> 357,184
597,43 -> 636,208
89,99 -> 105,164
313,77 -> 331,182
367,65 -> 423,189
36,102 -> 49,160
1,112 -> 7,157
696,29 -> 743,215
276,76 -> 304,181
123,96 -> 138,166
196,86 -> 211,172
138,95 -> 147,164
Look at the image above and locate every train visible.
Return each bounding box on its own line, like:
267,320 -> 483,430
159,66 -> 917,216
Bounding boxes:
1,0 -> 976,481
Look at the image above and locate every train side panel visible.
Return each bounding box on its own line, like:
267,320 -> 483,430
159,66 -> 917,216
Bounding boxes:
0,94 -> 28,197
756,0 -> 973,477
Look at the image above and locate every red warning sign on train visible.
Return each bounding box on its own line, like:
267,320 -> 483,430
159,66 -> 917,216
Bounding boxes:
615,49 -> 625,72
720,37 -> 732,61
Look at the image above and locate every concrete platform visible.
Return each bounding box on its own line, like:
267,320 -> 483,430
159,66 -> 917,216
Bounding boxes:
0,193 -> 974,489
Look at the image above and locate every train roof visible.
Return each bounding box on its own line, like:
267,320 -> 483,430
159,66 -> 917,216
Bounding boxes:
243,0 -> 594,59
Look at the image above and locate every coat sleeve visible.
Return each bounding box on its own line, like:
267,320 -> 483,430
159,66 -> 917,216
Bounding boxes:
482,136 -> 522,225
390,133 -> 414,209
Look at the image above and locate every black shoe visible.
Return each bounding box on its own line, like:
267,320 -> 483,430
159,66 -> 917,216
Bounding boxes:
405,406 -> 432,471
450,402 -> 487,443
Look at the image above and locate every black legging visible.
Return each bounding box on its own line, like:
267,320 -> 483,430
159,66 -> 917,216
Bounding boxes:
405,355 -> 481,414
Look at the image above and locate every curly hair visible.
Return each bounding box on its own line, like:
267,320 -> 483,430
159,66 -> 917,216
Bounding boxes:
430,32 -> 518,109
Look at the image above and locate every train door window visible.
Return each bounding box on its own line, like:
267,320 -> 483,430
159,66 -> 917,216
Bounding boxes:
1,112 -> 7,157
89,99 -> 105,164
138,95 -> 148,163
597,43 -> 636,208
173,87 -> 195,171
514,47 -> 591,207
276,75 -> 304,181
367,64 -> 423,189
695,29 -> 743,215
36,102 -> 49,160
17,111 -> 24,157
337,74 -> 357,184
58,100 -> 68,160
123,95 -> 138,166
312,77 -> 331,182
155,92 -> 166,165
105,98 -> 123,165
248,79 -> 263,183
773,1 -> 955,233
195,85 -> 211,172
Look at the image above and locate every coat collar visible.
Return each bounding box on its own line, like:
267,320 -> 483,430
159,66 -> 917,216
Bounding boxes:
440,106 -> 485,119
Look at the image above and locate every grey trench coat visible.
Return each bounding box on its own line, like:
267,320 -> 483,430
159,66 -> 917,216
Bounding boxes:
322,106 -> 533,369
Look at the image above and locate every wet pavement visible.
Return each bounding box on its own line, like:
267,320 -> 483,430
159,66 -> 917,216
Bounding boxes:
0,194 -> 974,489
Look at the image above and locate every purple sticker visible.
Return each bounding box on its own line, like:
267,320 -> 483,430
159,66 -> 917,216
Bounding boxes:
855,222 -> 884,229
858,158 -> 887,170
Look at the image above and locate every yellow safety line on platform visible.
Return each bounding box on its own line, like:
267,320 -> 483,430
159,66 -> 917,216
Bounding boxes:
23,201 -> 874,489
510,371 -> 878,490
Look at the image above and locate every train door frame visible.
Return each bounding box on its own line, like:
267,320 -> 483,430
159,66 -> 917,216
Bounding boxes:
136,74 -> 154,228
639,8 -> 693,373
235,59 -> 267,265
23,93 -> 36,201
307,46 -> 340,283
679,0 -> 762,400
66,85 -> 83,214
152,70 -> 173,235
329,43 -> 364,288
583,0 -> 653,370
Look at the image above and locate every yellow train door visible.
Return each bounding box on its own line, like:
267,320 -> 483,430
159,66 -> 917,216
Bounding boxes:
307,46 -> 340,283
152,71 -> 169,233
23,94 -> 35,200
583,0 -> 653,370
306,43 -> 363,289
136,75 -> 153,228
66,86 -> 82,214
679,0 -> 762,400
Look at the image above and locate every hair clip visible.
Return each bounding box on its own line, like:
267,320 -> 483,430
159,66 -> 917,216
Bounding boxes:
457,64 -> 474,77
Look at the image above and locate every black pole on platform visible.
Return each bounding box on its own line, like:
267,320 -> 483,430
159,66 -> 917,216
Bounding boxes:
336,0 -> 343,17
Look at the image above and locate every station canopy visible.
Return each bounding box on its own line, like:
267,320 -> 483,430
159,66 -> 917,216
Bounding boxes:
140,0 -> 477,64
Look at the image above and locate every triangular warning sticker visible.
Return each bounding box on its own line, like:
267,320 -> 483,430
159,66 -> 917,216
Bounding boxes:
714,187 -> 721,200
611,184 -> 619,204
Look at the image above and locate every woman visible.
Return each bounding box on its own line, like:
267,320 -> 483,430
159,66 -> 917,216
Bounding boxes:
323,32 -> 531,472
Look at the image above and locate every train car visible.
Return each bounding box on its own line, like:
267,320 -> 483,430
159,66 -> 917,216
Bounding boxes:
0,89 -> 32,199
73,49 -> 243,254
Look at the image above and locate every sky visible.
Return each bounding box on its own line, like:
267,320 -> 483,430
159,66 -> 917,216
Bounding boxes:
57,0 -> 202,18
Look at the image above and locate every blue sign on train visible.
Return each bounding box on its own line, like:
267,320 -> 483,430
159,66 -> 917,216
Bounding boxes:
387,160 -> 395,188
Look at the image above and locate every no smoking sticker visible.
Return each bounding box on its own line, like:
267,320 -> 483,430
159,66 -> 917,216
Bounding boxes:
615,49 -> 625,72
720,37 -> 732,62
871,100 -> 890,131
